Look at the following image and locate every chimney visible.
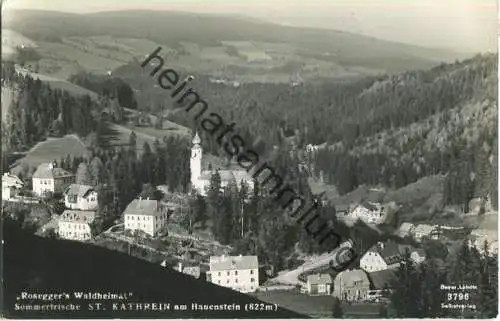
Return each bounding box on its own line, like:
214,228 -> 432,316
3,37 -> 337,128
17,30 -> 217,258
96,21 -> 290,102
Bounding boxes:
139,197 -> 142,201
178,262 -> 183,272
377,241 -> 384,249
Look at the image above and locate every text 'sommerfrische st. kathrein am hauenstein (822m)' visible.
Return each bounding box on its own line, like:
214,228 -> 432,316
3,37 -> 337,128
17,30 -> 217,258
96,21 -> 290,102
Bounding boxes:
140,46 -> 358,272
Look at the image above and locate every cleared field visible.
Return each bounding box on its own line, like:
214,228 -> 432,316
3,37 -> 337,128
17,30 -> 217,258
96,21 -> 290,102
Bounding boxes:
251,290 -> 381,318
10,135 -> 90,174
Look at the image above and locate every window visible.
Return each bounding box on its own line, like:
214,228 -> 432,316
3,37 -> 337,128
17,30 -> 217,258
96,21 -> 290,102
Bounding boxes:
226,280 -> 229,284
218,272 -> 221,276
227,271 -> 230,276
250,270 -> 254,275
218,280 -> 221,284
235,279 -> 238,283
251,278 -> 255,283
234,271 -> 238,275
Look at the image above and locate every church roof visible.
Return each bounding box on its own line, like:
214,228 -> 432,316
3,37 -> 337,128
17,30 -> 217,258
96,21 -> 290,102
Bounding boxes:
192,132 -> 201,145
200,170 -> 235,182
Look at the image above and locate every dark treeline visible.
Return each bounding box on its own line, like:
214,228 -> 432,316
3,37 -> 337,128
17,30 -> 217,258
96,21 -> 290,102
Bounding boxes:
68,71 -> 138,109
1,62 -> 97,154
390,241 -> 497,318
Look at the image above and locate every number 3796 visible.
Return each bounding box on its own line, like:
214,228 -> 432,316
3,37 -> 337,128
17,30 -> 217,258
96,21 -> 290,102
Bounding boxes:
447,293 -> 470,301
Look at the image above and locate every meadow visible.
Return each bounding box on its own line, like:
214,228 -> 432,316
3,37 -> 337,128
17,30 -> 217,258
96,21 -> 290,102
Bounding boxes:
9,135 -> 90,174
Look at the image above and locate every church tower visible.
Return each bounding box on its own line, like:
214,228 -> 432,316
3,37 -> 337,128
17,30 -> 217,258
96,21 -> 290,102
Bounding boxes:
190,131 -> 202,191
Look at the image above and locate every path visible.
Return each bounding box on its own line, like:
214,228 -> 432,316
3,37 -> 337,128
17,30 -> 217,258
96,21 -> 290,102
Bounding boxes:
270,241 -> 353,286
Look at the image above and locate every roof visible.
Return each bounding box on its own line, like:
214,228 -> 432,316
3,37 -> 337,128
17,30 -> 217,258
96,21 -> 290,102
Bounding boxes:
368,241 -> 401,265
232,170 -> 253,185
183,266 -> 201,277
2,173 -> 24,187
399,222 -> 415,232
200,170 -> 236,182
368,269 -> 397,290
64,184 -> 95,198
209,255 -> 258,271
414,224 -> 437,235
60,210 -> 96,224
307,273 -> 332,285
334,269 -> 370,288
123,199 -> 163,216
33,163 -> 73,179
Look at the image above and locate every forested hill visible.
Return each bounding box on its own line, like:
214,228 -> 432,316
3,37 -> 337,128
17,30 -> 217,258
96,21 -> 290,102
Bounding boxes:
118,53 -> 497,207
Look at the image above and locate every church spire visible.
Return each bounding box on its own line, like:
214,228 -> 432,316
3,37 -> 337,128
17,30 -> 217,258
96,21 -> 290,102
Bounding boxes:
192,131 -> 201,145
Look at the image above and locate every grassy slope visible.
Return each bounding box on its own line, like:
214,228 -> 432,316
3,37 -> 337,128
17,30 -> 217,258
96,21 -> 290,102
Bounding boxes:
3,223 -> 306,318
9,135 -> 90,175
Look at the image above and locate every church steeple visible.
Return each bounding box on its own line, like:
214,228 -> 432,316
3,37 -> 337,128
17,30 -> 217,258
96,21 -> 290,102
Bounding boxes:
190,131 -> 202,193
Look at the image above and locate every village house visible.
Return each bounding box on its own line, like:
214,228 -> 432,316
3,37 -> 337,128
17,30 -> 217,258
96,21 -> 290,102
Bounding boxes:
123,198 -> 168,237
468,195 -> 492,215
469,229 -> 498,256
348,202 -> 386,224
206,255 -> 259,293
2,173 -> 24,201
58,210 -> 96,241
414,224 -> 440,242
396,222 -> 415,238
333,269 -> 371,302
174,262 -> 201,279
367,269 -> 397,302
360,241 -> 402,273
64,184 -> 98,211
398,244 -> 427,264
305,273 -> 333,295
32,161 -> 74,196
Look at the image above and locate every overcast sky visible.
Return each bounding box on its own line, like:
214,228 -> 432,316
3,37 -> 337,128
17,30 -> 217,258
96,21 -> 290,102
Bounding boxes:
3,0 -> 497,52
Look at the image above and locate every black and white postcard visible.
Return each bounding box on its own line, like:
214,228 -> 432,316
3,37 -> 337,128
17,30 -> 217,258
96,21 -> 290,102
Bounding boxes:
1,0 -> 498,318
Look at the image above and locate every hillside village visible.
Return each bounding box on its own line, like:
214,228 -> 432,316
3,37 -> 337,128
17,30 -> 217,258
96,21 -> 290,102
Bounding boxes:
1,18 -> 498,318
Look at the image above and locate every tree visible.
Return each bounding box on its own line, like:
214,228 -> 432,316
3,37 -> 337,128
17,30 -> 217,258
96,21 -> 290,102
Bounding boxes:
76,162 -> 93,185
332,297 -> 343,318
89,156 -> 105,185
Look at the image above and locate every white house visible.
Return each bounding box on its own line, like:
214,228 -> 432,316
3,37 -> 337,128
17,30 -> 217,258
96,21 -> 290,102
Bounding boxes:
333,269 -> 371,302
349,202 -> 386,224
174,262 -> 201,279
469,229 -> 498,256
190,132 -> 254,196
58,210 -> 96,241
305,274 -> 333,295
360,241 -> 402,273
414,224 -> 440,242
396,222 -> 415,238
2,173 -> 24,201
398,245 -> 427,264
206,255 -> 259,293
64,184 -> 98,210
123,198 -> 168,237
32,161 -> 74,196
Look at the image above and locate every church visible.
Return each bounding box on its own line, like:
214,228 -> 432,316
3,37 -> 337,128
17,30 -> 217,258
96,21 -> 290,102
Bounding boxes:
190,132 -> 254,196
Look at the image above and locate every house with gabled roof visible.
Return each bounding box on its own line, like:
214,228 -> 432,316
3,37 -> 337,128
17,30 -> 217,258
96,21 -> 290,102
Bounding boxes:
2,172 -> 24,201
333,269 -> 371,302
360,241 -> 402,273
64,184 -> 98,211
58,210 -> 96,241
396,222 -> 415,238
32,161 -> 74,196
306,273 -> 333,295
414,224 -> 440,241
206,255 -> 259,293
348,201 -> 386,224
123,198 -> 168,237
